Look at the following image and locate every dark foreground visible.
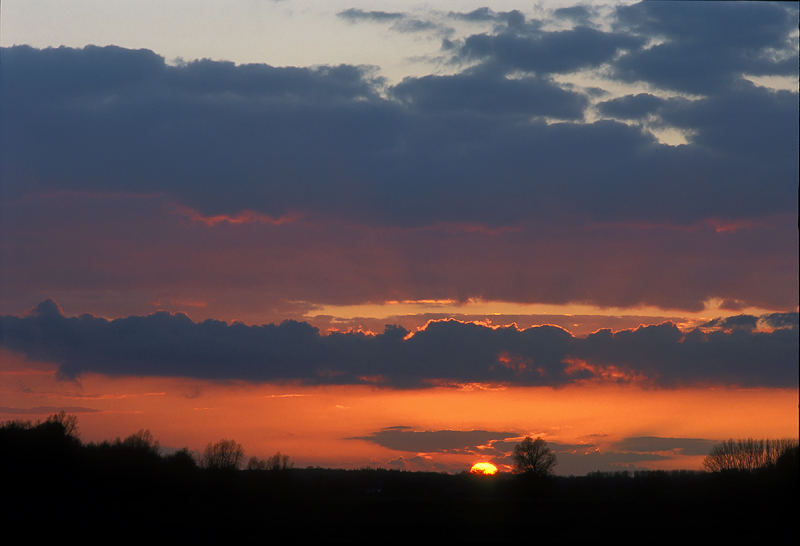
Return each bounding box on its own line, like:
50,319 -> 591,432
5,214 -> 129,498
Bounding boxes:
2,422 -> 797,543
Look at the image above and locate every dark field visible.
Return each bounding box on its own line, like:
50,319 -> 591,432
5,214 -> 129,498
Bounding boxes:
2,420 -> 797,543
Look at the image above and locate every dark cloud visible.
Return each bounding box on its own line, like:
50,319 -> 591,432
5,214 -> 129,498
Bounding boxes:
2,33 -> 797,227
449,7 -> 497,22
573,322 -> 799,387
701,315 -> 758,331
457,26 -> 644,74
613,2 -> 798,93
597,84 -> 799,214
448,8 -> 529,30
761,313 -> 800,330
596,93 -> 670,119
391,67 -> 587,119
349,426 -> 517,453
362,432 -> 708,475
2,191 -> 795,316
611,436 -> 717,456
555,450 -> 670,476
337,8 -> 404,22
0,302 -> 795,388
0,4 -> 797,320
553,5 -> 595,26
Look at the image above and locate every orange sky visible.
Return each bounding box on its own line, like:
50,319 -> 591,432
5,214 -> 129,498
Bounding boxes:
2,349 -> 796,474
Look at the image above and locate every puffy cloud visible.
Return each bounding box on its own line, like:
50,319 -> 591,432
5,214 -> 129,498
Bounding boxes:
702,315 -> 759,331
761,313 -> 800,330
1,302 -> 795,388
2,6 -> 797,227
457,26 -> 644,74
391,67 -> 587,119
1,3 -> 796,322
613,2 -> 798,93
553,5 -> 596,26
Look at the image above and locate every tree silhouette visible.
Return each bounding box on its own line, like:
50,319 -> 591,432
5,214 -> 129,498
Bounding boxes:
120,429 -> 159,454
703,438 -> 799,472
512,436 -> 557,476
201,439 -> 244,470
45,411 -> 80,439
247,451 -> 292,471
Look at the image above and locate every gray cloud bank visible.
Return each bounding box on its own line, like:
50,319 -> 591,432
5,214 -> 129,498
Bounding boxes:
1,301 -> 796,388
349,426 -> 517,453
352,427 -> 721,475
1,2 -> 797,226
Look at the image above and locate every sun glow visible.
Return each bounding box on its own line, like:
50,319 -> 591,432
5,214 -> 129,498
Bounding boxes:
470,462 -> 498,475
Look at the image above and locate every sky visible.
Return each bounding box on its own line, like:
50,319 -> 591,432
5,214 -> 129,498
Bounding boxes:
0,1 -> 798,475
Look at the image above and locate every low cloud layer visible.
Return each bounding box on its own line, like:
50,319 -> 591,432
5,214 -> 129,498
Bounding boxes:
352,428 -> 719,475
350,426 -> 517,453
610,436 -> 717,456
1,301 -> 795,388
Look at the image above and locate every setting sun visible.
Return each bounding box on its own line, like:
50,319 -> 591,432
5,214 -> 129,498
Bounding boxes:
470,462 -> 498,475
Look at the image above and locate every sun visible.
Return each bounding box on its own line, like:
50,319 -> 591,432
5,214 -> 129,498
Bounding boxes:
469,462 -> 498,475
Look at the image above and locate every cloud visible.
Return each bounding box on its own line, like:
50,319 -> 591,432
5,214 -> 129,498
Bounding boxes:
337,8 -> 404,22
555,450 -> 671,475
611,436 -> 717,456
360,432 -> 704,475
390,18 -> 447,35
553,5 -> 596,26
613,2 -> 798,93
0,406 -> 100,415
1,4 -> 796,319
2,190 -> 795,317
350,426 -> 518,453
0,302 -> 795,388
448,8 -> 528,29
761,313 -> 800,330
702,315 -> 758,331
2,10 -> 797,228
448,7 -> 498,22
457,26 -> 645,74
596,93 -> 670,120
391,66 -> 587,119
337,8 -> 449,35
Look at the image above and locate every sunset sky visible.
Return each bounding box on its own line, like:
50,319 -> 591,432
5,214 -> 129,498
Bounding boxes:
1,1 -> 797,475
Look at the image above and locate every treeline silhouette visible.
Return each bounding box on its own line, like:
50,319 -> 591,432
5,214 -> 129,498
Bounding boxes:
1,414 -> 797,543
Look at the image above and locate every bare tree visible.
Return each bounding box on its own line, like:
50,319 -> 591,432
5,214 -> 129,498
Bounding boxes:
512,436 -> 557,476
120,429 -> 159,454
247,451 -> 292,471
703,438 -> 799,472
201,439 -> 244,470
45,411 -> 79,439
266,451 -> 292,471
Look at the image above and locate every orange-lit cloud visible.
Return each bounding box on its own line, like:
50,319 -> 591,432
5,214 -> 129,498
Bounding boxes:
2,302 -> 796,389
174,205 -> 301,227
